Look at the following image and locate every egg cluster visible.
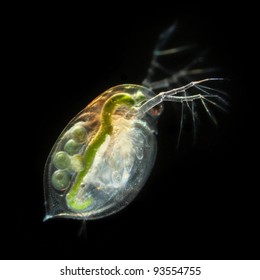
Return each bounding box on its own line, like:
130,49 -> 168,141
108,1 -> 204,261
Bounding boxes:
51,125 -> 87,191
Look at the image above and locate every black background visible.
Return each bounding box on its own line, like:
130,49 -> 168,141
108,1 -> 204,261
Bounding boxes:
3,6 -> 258,260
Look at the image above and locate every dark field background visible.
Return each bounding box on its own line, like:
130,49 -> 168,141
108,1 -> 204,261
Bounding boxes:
3,6 -> 258,260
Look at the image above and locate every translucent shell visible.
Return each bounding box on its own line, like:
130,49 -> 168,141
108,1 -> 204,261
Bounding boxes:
44,84 -> 160,220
